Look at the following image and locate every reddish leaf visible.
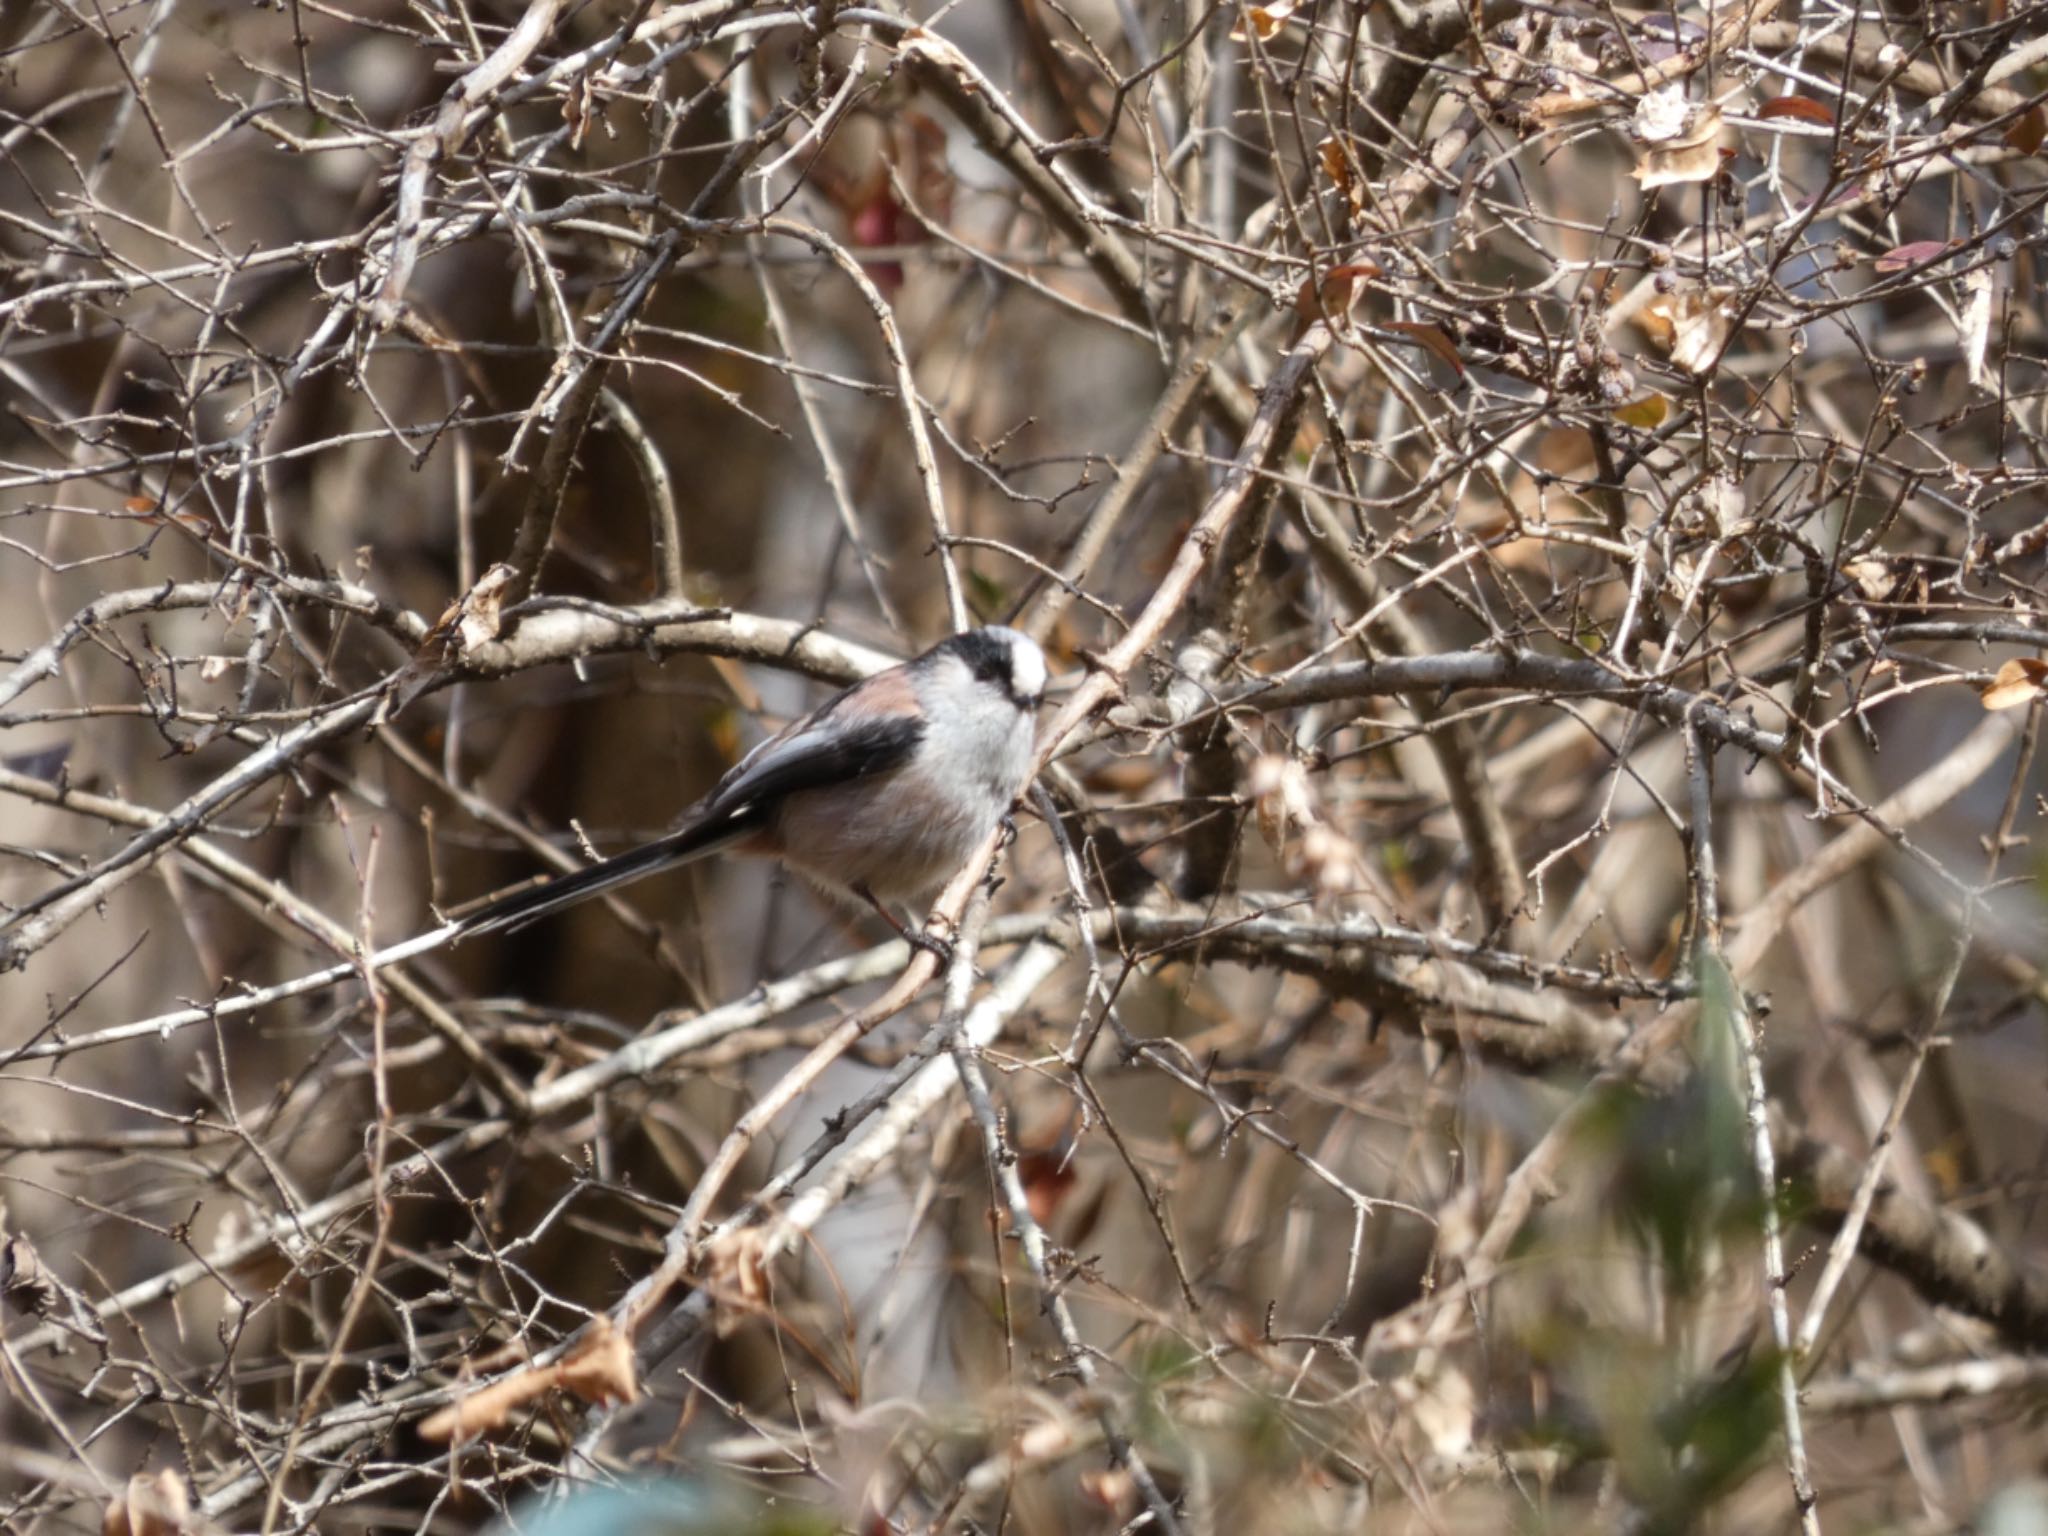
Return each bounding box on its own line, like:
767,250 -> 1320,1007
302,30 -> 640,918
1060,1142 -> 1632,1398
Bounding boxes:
1758,96 -> 1835,127
850,184 -> 914,292
1873,239 -> 1953,273
2006,105 -> 2047,157
1294,261 -> 1381,326
1387,320 -> 1465,375
1317,135 -> 1351,190
1017,1149 -> 1078,1227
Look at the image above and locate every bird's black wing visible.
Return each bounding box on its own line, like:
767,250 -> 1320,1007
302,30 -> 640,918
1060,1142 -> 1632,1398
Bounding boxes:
697,707 -> 925,822
456,706 -> 923,940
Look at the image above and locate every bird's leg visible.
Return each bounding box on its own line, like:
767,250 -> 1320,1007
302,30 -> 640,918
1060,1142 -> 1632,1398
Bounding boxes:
853,883 -> 954,967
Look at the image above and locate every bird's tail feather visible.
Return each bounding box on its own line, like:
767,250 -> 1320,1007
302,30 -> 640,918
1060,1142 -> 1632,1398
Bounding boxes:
455,815 -> 756,939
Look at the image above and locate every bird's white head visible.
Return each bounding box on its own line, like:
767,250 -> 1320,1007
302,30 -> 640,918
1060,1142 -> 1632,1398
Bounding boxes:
943,626 -> 1047,710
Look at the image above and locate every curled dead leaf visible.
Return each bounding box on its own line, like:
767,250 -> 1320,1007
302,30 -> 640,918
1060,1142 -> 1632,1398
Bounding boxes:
380,562 -> 523,722
1634,104 -> 1725,188
1757,95 -> 1835,127
1386,320 -> 1465,375
2006,105 -> 2047,157
103,1471 -> 191,1536
1228,0 -> 1298,41
562,74 -> 596,151
1842,555 -> 1895,602
1980,656 -> 2048,711
419,1367 -> 554,1444
418,1316 -> 639,1443
2,1231 -> 57,1315
1249,755 -> 1367,897
1293,262 -> 1380,327
1316,136 -> 1351,191
1017,1147 -> 1078,1228
1639,284 -> 1739,375
700,1225 -> 772,1335
452,563 -> 519,655
556,1316 -> 640,1409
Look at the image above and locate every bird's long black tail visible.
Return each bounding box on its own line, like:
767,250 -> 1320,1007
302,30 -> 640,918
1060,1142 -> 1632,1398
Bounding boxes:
454,813 -> 758,939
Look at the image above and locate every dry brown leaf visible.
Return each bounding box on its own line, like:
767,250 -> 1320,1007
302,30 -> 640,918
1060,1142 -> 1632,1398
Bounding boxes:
1842,555 -> 1895,601
417,1317 -> 638,1444
1757,95 -> 1835,127
2,1231 -> 57,1314
1635,105 -> 1726,188
1316,136 -> 1351,193
1639,284 -> 1738,374
1293,262 -> 1380,327
417,1365 -> 558,1443
1614,393 -> 1669,428
1227,0 -> 1298,41
1386,319 -> 1464,375
452,563 -> 519,655
103,1471 -> 191,1536
416,1319 -> 640,1444
380,561 -> 523,721
700,1225 -> 772,1334
1249,755 -> 1367,897
1017,1147 -> 1078,1227
556,1316 -> 640,1408
562,74 -> 596,151
2006,105 -> 2047,157
1980,656 -> 2048,710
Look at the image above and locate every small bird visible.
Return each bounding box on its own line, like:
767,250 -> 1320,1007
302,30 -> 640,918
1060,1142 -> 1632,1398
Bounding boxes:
456,626 -> 1048,951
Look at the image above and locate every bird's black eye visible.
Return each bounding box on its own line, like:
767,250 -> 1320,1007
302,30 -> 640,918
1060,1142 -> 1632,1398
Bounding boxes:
971,651 -> 1011,691
944,629 -> 1043,706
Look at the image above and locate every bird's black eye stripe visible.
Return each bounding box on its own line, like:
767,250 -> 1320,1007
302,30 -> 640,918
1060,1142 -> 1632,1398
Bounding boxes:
948,630 -> 1021,699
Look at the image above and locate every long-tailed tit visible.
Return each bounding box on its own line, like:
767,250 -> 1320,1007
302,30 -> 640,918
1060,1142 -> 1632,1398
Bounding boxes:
458,626 -> 1048,949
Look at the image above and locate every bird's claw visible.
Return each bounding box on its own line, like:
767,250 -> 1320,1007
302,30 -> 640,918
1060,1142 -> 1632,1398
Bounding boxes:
906,926 -> 956,968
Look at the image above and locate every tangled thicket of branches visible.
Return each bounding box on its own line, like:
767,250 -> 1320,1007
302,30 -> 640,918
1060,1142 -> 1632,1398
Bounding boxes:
6,0 -> 2048,1529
